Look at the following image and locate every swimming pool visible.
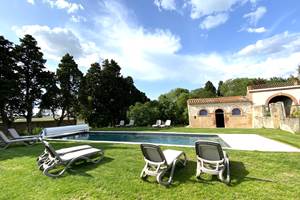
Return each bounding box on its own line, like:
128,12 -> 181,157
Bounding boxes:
56,131 -> 230,147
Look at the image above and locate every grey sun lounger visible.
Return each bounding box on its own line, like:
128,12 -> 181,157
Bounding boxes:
0,131 -> 38,149
195,140 -> 230,184
37,144 -> 93,167
8,128 -> 39,139
40,140 -> 104,177
140,144 -> 187,186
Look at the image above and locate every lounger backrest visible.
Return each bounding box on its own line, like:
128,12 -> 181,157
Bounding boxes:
157,120 -> 162,125
8,128 -> 20,138
120,120 -> 125,126
141,144 -> 166,163
165,120 -> 171,126
0,131 -> 10,143
195,141 -> 224,161
129,120 -> 134,125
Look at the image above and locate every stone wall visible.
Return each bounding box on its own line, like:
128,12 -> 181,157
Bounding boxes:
188,102 -> 252,128
253,103 -> 300,133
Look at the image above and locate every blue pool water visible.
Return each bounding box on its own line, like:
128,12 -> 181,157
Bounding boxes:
58,131 -> 230,147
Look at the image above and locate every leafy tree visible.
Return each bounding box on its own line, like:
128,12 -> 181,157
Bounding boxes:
39,72 -> 61,119
127,101 -> 160,126
217,81 -> 223,96
14,34 -> 50,133
190,81 -> 217,98
0,36 -> 20,131
220,78 -> 252,96
79,60 -> 148,127
157,88 -> 190,124
56,53 -> 83,125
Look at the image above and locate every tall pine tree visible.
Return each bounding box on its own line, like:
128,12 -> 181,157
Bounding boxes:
15,34 -> 49,133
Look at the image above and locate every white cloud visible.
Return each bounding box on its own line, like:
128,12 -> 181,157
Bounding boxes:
43,0 -> 84,13
27,0 -> 35,5
200,13 -> 228,30
70,15 -> 87,23
187,0 -> 244,19
246,27 -> 267,33
154,0 -> 176,11
243,6 -> 267,26
13,1 -> 300,86
12,25 -> 88,61
237,31 -> 300,57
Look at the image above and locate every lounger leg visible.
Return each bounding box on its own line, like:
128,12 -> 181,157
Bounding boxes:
140,163 -> 148,178
196,160 -> 202,178
156,170 -> 168,185
0,143 -> 9,150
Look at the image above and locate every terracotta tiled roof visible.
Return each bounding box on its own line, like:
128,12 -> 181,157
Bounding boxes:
187,96 -> 251,105
249,81 -> 299,90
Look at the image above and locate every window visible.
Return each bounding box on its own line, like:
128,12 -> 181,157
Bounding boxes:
199,109 -> 208,116
232,108 -> 241,116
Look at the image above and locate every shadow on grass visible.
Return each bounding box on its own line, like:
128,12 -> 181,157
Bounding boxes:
67,156 -> 114,178
163,160 -> 273,188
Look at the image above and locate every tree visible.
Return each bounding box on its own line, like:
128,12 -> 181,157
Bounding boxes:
39,72 -> 61,119
79,60 -> 148,127
127,101 -> 160,126
157,88 -> 190,124
0,36 -> 20,131
217,81 -> 223,96
56,53 -> 83,125
14,34 -> 49,133
190,81 -> 217,98
220,78 -> 252,96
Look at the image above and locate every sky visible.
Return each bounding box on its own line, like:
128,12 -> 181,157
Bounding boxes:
1,0 -> 300,99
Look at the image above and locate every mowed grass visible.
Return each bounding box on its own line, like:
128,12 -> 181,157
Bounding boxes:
1,141 -> 300,200
93,127 -> 300,148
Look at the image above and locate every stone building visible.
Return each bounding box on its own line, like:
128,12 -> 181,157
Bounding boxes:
187,82 -> 300,132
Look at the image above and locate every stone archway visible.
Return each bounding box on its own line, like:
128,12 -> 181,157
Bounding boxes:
266,93 -> 296,116
215,109 -> 225,128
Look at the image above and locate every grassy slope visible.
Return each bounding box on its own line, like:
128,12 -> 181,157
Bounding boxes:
0,142 -> 300,200
93,127 -> 300,148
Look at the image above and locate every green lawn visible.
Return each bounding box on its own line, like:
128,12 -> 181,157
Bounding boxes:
1,128 -> 300,199
0,142 -> 299,200
93,127 -> 300,148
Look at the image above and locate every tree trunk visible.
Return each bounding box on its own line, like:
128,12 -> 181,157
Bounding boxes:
26,111 -> 33,134
58,108 -> 65,126
0,109 -> 13,133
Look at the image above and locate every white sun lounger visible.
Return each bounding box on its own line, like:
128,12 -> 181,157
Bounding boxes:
160,120 -> 171,128
195,140 -> 230,184
40,140 -> 104,177
116,120 -> 125,127
37,144 -> 93,167
125,120 -> 135,127
140,144 -> 187,186
152,120 -> 162,128
0,131 -> 37,149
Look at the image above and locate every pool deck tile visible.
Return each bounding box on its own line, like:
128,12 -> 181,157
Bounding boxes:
218,134 -> 300,152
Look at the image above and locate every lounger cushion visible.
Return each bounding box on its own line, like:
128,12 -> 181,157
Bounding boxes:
60,148 -> 102,162
56,145 -> 92,154
163,149 -> 183,165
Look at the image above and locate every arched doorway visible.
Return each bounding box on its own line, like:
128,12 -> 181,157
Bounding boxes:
215,109 -> 225,128
268,95 -> 293,116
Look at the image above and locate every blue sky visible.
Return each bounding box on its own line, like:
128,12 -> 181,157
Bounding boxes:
1,0 -> 300,99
